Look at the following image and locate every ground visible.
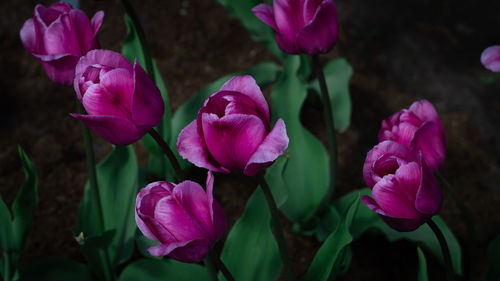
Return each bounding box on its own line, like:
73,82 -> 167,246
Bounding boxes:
1,0 -> 500,280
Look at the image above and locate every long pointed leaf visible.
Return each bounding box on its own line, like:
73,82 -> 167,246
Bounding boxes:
118,259 -> 210,281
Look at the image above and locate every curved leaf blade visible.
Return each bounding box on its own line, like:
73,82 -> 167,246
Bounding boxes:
118,259 -> 210,281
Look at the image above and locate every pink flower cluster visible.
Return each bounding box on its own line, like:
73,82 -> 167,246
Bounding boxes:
362,100 -> 446,231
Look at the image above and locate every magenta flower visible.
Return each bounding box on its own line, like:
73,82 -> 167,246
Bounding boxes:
252,0 -> 338,54
20,2 -> 104,85
177,75 -> 289,176
362,141 -> 442,232
135,171 -> 226,263
481,45 -> 500,72
378,100 -> 446,172
71,50 -> 164,146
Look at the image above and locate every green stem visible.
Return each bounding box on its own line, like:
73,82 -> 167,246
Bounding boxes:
311,54 -> 338,216
120,0 -> 169,179
209,250 -> 235,281
427,218 -> 455,281
435,171 -> 476,280
148,129 -> 185,181
256,172 -> 297,281
78,103 -> 115,281
204,254 -> 219,281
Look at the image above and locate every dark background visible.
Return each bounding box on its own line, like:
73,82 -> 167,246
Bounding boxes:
1,0 -> 500,280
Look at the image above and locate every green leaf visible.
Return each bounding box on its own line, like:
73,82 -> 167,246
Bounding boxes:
77,145 -> 138,267
215,0 -> 284,60
268,55 -> 329,223
487,234 -> 500,281
11,147 -> 38,247
308,58 -> 353,131
220,187 -> 282,281
118,259 -> 210,281
417,247 -> 429,281
1,147 -> 38,281
302,195 -> 360,281
334,188 -> 463,275
122,13 -> 173,179
19,257 -> 94,281
135,231 -> 160,259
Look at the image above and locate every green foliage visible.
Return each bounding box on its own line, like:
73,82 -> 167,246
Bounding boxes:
20,257 -> 94,281
0,147 -> 37,281
487,234 -> 500,281
302,195 -> 360,281
334,188 -> 463,275
308,58 -> 353,131
76,145 -> 138,278
220,187 -> 282,281
417,247 -> 429,281
268,55 -> 330,223
118,259 -> 210,281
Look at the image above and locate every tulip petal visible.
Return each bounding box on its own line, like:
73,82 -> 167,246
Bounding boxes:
20,19 -> 38,54
35,4 -> 65,27
414,154 -> 442,215
395,162 -> 421,199
206,171 -> 226,240
172,181 -> 213,238
481,45 -> 500,72
154,196 -> 204,241
70,114 -> 143,145
49,2 -> 73,13
136,212 -> 176,244
176,120 -> 229,173
296,0 -> 338,54
75,49 -> 132,78
371,175 -> 420,219
44,13 -> 82,55
82,69 -> 134,119
202,113 -> 267,171
274,0 -> 301,41
303,0 -> 322,23
132,60 -> 164,129
35,54 -> 79,85
220,75 -> 270,124
363,141 -> 416,188
69,9 -> 94,54
252,3 -> 277,30
380,214 -> 427,232
410,121 -> 446,171
147,240 -> 191,258
168,238 -> 213,263
244,118 -> 289,176
91,11 -> 104,34
409,100 -> 441,126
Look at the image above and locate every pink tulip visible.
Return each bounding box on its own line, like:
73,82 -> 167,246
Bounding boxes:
362,141 -> 442,232
20,2 -> 104,85
177,75 -> 289,176
135,171 -> 226,263
481,45 -> 500,72
252,0 -> 338,54
71,50 -> 164,146
378,100 -> 446,172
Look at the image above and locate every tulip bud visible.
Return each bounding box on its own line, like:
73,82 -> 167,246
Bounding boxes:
176,75 -> 289,176
362,141 -> 442,232
20,2 -> 104,85
252,0 -> 338,54
379,100 -> 446,172
135,171 -> 226,263
71,50 -> 164,146
481,45 -> 500,72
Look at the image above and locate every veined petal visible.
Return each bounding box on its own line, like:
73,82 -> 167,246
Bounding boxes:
176,120 -> 229,173
38,54 -> 79,85
274,0 -> 301,41
219,75 -> 270,123
91,11 -> 104,34
202,113 -> 267,171
43,13 -> 81,55
372,175 -> 420,219
395,162 -> 421,200
244,118 -> 289,176
414,154 -> 442,215
167,239 -> 213,263
154,196 -> 203,241
410,121 -> 446,171
147,240 -> 192,258
206,171 -> 226,240
20,19 -> 38,54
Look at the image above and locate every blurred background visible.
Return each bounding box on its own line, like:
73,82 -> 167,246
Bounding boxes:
1,0 -> 500,280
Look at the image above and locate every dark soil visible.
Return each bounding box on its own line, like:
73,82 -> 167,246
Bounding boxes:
1,0 -> 499,280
